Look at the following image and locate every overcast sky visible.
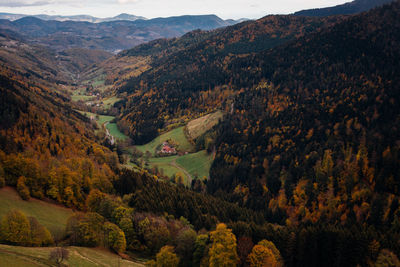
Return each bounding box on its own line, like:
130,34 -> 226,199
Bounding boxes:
0,0 -> 350,19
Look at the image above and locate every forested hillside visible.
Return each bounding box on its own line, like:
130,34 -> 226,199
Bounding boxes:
0,38 -> 119,209
209,0 -> 400,222
294,0 -> 394,16
0,15 -> 236,53
115,15 -> 344,143
95,2 -> 400,265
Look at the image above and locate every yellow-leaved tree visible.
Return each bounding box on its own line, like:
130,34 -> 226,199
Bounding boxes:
248,239 -> 283,267
209,223 -> 239,267
146,245 -> 179,267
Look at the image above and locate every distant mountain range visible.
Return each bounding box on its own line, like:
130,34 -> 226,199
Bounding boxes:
0,15 -> 239,53
294,0 -> 395,16
0,12 -> 146,23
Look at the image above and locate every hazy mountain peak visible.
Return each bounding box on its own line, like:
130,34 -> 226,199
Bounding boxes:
0,12 -> 147,23
112,13 -> 147,21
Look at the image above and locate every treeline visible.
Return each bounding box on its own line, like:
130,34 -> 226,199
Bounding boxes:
114,169 -> 265,230
2,167 -> 400,266
112,170 -> 400,266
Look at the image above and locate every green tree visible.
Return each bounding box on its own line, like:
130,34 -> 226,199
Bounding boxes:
86,189 -> 105,212
139,217 -> 171,254
0,210 -> 31,245
175,228 -> 197,265
193,234 -> 209,267
209,223 -> 239,267
104,222 -> 126,253
29,217 -> 53,246
112,206 -> 133,225
155,245 -> 179,267
66,212 -> 104,247
0,165 -> 5,187
118,216 -> 135,247
17,176 -> 30,200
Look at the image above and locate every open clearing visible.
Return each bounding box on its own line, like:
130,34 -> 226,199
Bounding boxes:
0,245 -> 145,267
106,123 -> 128,140
186,111 -> 224,140
135,126 -> 194,156
137,150 -> 212,185
147,156 -> 186,180
102,96 -> 121,109
133,119 -> 218,182
176,150 -> 213,179
0,187 -> 73,237
77,111 -> 114,126
78,111 -> 128,140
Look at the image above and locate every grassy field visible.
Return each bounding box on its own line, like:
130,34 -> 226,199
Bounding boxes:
136,127 -> 194,156
97,115 -> 115,125
0,187 -> 73,237
186,111 -> 224,140
78,111 -> 114,126
106,123 -> 128,140
91,75 -> 105,88
70,86 -> 96,102
102,96 -> 121,109
176,150 -> 213,179
133,124 -> 216,183
147,156 -> 184,178
71,94 -> 96,102
0,245 -> 145,267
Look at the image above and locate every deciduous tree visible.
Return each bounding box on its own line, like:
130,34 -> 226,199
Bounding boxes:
209,223 -> 239,267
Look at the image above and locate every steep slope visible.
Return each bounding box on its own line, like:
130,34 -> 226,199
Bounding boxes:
57,48 -> 112,77
0,33 -> 119,209
107,0 -> 400,232
294,0 -> 394,16
0,29 -> 113,83
207,0 -> 400,228
0,29 -> 70,85
113,15 -> 343,144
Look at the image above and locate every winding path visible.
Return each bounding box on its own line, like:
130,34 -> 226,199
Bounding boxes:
171,158 -> 193,186
103,122 -> 115,145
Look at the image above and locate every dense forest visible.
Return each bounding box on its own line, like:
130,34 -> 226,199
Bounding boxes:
0,0 -> 399,266
0,51 -> 119,208
110,1 -> 400,265
116,15 -> 344,143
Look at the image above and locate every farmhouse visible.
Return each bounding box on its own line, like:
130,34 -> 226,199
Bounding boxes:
160,142 -> 176,154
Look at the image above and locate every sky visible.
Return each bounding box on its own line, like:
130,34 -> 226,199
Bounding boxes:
0,0 -> 351,19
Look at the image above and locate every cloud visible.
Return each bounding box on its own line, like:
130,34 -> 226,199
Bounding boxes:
0,0 -> 92,7
0,0 -> 52,7
117,0 -> 139,4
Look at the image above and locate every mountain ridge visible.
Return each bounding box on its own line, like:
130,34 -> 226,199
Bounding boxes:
294,0 -> 395,16
0,14 -> 238,53
0,12 -> 147,23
